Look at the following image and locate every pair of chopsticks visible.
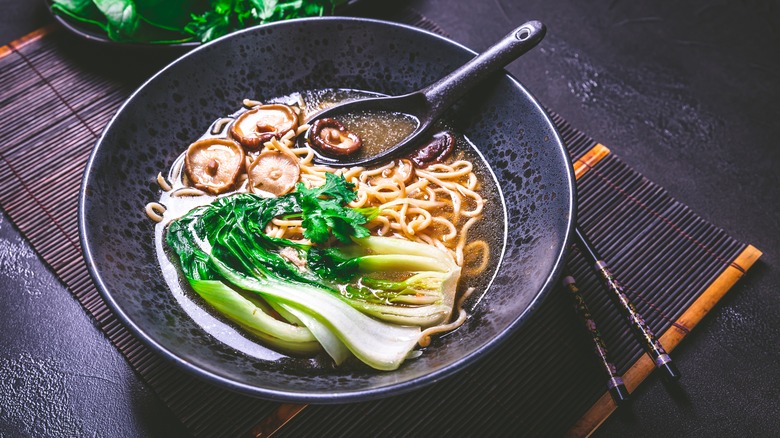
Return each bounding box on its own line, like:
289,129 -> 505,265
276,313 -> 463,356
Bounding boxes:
564,226 -> 681,405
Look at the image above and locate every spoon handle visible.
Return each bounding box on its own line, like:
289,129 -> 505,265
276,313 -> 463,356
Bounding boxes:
421,20 -> 546,116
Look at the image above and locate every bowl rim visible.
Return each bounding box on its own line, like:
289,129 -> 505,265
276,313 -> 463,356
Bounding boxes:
78,16 -> 576,403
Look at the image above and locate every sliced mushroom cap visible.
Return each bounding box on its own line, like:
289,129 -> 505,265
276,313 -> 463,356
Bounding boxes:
185,138 -> 245,195
247,151 -> 300,196
308,118 -> 363,156
230,104 -> 299,150
408,131 -> 455,168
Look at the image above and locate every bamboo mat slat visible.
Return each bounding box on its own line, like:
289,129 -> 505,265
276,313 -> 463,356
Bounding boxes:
0,11 -> 760,438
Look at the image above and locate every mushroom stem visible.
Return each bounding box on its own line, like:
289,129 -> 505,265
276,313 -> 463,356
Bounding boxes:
206,159 -> 220,176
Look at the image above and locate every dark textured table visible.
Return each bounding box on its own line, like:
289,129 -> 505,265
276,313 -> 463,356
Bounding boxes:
1,1 -> 778,436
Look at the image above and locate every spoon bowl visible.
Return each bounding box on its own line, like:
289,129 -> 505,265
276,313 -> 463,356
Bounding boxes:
302,20 -> 546,167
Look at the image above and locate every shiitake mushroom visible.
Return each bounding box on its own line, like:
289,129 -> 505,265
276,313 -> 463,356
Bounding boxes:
230,104 -> 299,150
308,118 -> 363,156
247,151 -> 300,196
407,131 -> 455,168
184,138 -> 245,195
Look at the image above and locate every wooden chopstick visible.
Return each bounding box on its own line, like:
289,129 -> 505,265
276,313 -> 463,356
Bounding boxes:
574,226 -> 682,381
563,272 -> 630,405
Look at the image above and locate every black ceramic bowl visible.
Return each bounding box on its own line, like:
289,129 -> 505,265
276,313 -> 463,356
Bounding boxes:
79,17 -> 575,402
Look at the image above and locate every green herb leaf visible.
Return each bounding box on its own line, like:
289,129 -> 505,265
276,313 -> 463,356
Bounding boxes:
135,0 -> 205,30
296,172 -> 358,204
184,0 -> 339,43
292,173 -> 368,244
52,0 -> 94,13
94,0 -> 140,40
51,0 -> 342,44
51,1 -> 109,31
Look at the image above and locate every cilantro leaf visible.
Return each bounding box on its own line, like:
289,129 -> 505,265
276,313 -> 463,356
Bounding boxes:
295,173 -> 358,204
302,215 -> 331,244
293,173 -> 369,244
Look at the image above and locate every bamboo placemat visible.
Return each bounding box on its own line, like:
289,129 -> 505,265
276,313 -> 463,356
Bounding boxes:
0,12 -> 760,438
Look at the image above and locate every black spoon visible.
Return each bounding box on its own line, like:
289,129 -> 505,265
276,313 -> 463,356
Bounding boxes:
302,20 -> 546,167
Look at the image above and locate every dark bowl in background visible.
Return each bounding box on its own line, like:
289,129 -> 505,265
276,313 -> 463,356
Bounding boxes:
79,17 -> 575,402
44,0 -> 368,51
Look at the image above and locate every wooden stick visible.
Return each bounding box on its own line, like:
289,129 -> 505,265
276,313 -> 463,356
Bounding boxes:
563,273 -> 630,405
575,226 -> 682,381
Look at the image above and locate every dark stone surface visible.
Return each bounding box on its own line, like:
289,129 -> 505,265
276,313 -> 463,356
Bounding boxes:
0,212 -> 188,437
1,0 -> 778,436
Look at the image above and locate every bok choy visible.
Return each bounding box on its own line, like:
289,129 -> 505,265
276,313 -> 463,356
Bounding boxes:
165,174 -> 461,370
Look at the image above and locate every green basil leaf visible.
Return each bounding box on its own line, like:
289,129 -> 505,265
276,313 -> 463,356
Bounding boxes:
50,2 -> 109,31
135,0 -> 207,29
94,0 -> 140,40
51,0 -> 94,13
